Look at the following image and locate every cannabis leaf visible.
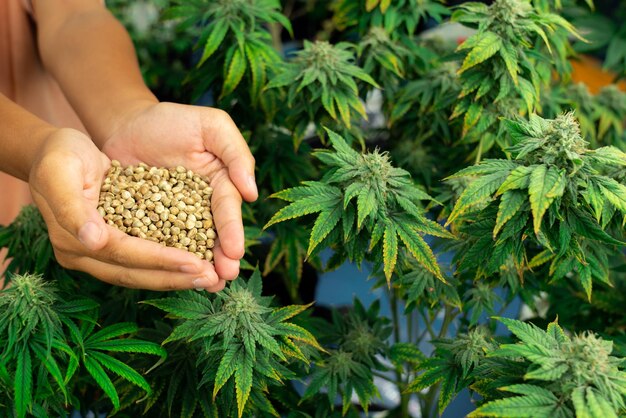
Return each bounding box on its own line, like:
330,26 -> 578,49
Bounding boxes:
167,0 -> 289,104
267,41 -> 378,145
470,318 -> 626,418
332,0 -> 449,38
265,128 -> 452,283
66,320 -> 166,411
447,113 -> 626,295
145,269 -> 320,418
302,299 -> 391,414
451,0 -> 582,158
406,327 -> 496,415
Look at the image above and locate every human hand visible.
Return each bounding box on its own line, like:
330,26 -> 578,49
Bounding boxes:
29,128 -> 220,291
101,102 -> 257,292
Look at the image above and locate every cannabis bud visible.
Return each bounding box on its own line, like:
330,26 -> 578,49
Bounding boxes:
98,160 -> 216,261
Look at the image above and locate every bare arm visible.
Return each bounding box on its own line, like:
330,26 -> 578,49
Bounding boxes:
32,0 -> 157,147
0,94 -> 56,181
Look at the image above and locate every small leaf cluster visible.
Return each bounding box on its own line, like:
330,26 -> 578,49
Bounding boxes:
144,270 -> 321,418
470,318 -> 626,418
544,82 -> 626,148
167,0 -> 290,105
0,205 -> 54,279
406,326 -> 497,415
447,112 -> 626,297
0,273 -> 164,417
267,41 -> 378,145
331,0 -> 449,39
451,0 -> 581,157
265,129 -> 452,283
302,299 -> 392,414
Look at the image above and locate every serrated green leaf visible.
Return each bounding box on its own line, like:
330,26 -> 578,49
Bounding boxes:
222,47 -> 247,97
15,347 -> 32,418
235,352 -> 253,418
383,223 -> 398,282
459,31 -> 502,73
84,354 -> 120,410
308,204 -> 342,255
529,165 -> 565,234
89,351 -> 152,394
396,223 -> 443,281
199,20 -> 228,66
494,190 -> 526,237
356,186 -> 377,229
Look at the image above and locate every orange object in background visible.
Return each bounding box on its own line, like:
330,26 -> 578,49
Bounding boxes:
570,55 -> 626,94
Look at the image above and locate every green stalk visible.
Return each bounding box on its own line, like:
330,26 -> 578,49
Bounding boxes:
388,287 -> 410,418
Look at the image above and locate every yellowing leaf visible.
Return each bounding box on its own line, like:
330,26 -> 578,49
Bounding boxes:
365,0 -> 380,12
494,190 -> 526,237
383,223 -> 398,282
222,47 -> 247,98
528,165 -> 565,234
459,32 -> 503,73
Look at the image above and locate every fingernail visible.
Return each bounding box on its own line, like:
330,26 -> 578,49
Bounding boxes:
78,221 -> 102,250
248,175 -> 258,198
180,264 -> 201,274
192,277 -> 214,290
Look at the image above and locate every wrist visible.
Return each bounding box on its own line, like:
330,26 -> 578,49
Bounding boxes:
97,97 -> 159,149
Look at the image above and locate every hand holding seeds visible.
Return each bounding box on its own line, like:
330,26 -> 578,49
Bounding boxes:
28,128 -> 221,291
100,102 -> 258,289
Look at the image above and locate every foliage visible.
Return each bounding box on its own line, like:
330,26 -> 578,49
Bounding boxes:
3,0 -> 626,417
265,128 -> 453,283
0,273 -> 164,417
447,112 -> 626,298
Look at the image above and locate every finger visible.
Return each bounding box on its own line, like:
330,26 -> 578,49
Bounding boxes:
99,227 -> 212,274
202,110 -> 257,202
204,279 -> 226,293
30,153 -> 109,252
212,241 -> 240,281
34,193 -> 212,276
65,256 -> 219,291
210,170 -> 245,260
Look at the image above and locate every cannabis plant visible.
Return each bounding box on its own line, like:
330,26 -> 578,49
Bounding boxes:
3,0 -> 626,417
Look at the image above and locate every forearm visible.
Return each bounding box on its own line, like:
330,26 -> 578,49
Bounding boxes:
0,94 -> 56,181
33,0 -> 157,147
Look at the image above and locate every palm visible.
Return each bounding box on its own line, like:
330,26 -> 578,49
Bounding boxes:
101,102 -> 257,283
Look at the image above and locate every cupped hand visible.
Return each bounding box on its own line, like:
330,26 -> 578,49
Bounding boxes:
101,102 -> 257,292
29,128 -> 220,291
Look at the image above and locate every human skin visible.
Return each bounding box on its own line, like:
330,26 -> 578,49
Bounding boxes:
0,0 -> 257,291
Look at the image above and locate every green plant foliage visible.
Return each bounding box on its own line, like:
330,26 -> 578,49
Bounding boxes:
406,327 -> 497,415
332,0 -> 449,38
451,0 -> 581,159
302,299 -> 392,414
0,206 -> 53,278
4,1 -> 626,416
594,85 -> 626,148
144,269 -> 321,418
265,128 -> 452,283
0,273 -> 163,417
470,318 -> 626,418
447,112 -> 626,297
167,0 -> 289,106
267,41 -> 378,146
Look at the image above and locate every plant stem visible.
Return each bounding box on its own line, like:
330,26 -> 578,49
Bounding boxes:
390,287 -> 401,345
388,287 -> 410,418
438,306 -> 458,339
419,309 -> 437,340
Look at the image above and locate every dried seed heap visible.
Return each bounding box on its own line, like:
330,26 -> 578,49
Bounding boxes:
97,160 -> 216,261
